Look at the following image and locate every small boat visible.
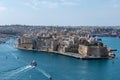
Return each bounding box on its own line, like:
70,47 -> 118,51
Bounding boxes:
30,60 -> 37,66
110,54 -> 116,59
49,76 -> 52,80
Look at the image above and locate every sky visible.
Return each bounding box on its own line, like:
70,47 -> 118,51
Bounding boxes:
0,0 -> 120,26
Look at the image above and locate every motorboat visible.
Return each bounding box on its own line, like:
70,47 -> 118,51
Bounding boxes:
49,76 -> 52,80
30,60 -> 37,66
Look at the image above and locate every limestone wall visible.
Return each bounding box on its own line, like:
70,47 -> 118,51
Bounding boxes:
87,46 -> 108,57
18,43 -> 33,49
78,45 -> 88,56
78,45 -> 109,57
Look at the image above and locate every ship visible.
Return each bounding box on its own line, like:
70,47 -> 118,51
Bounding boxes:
30,60 -> 37,66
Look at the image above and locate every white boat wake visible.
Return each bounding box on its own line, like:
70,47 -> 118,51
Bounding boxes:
3,43 -> 52,80
36,67 -> 52,79
3,44 -> 19,59
1,65 -> 34,80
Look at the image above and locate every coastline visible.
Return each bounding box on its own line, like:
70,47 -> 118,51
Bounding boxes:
16,47 -> 113,60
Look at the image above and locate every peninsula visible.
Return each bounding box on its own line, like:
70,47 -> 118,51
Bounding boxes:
17,27 -> 116,59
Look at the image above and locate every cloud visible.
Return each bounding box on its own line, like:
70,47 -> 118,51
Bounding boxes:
60,0 -> 79,6
0,6 -> 6,13
109,0 -> 120,8
24,0 -> 79,9
113,4 -> 120,8
40,1 -> 58,9
24,0 -> 40,9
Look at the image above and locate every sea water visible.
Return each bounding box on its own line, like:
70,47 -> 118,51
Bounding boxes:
0,37 -> 120,80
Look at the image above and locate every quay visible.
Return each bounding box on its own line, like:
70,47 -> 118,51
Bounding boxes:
16,47 -> 83,59
17,47 -> 115,60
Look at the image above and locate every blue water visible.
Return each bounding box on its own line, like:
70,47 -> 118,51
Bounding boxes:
0,37 -> 120,80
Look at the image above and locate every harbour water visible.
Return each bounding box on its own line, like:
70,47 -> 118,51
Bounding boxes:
0,37 -> 120,80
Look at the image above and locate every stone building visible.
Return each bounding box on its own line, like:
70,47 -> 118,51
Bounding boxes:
78,37 -> 109,58
18,36 -> 33,49
78,45 -> 109,57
